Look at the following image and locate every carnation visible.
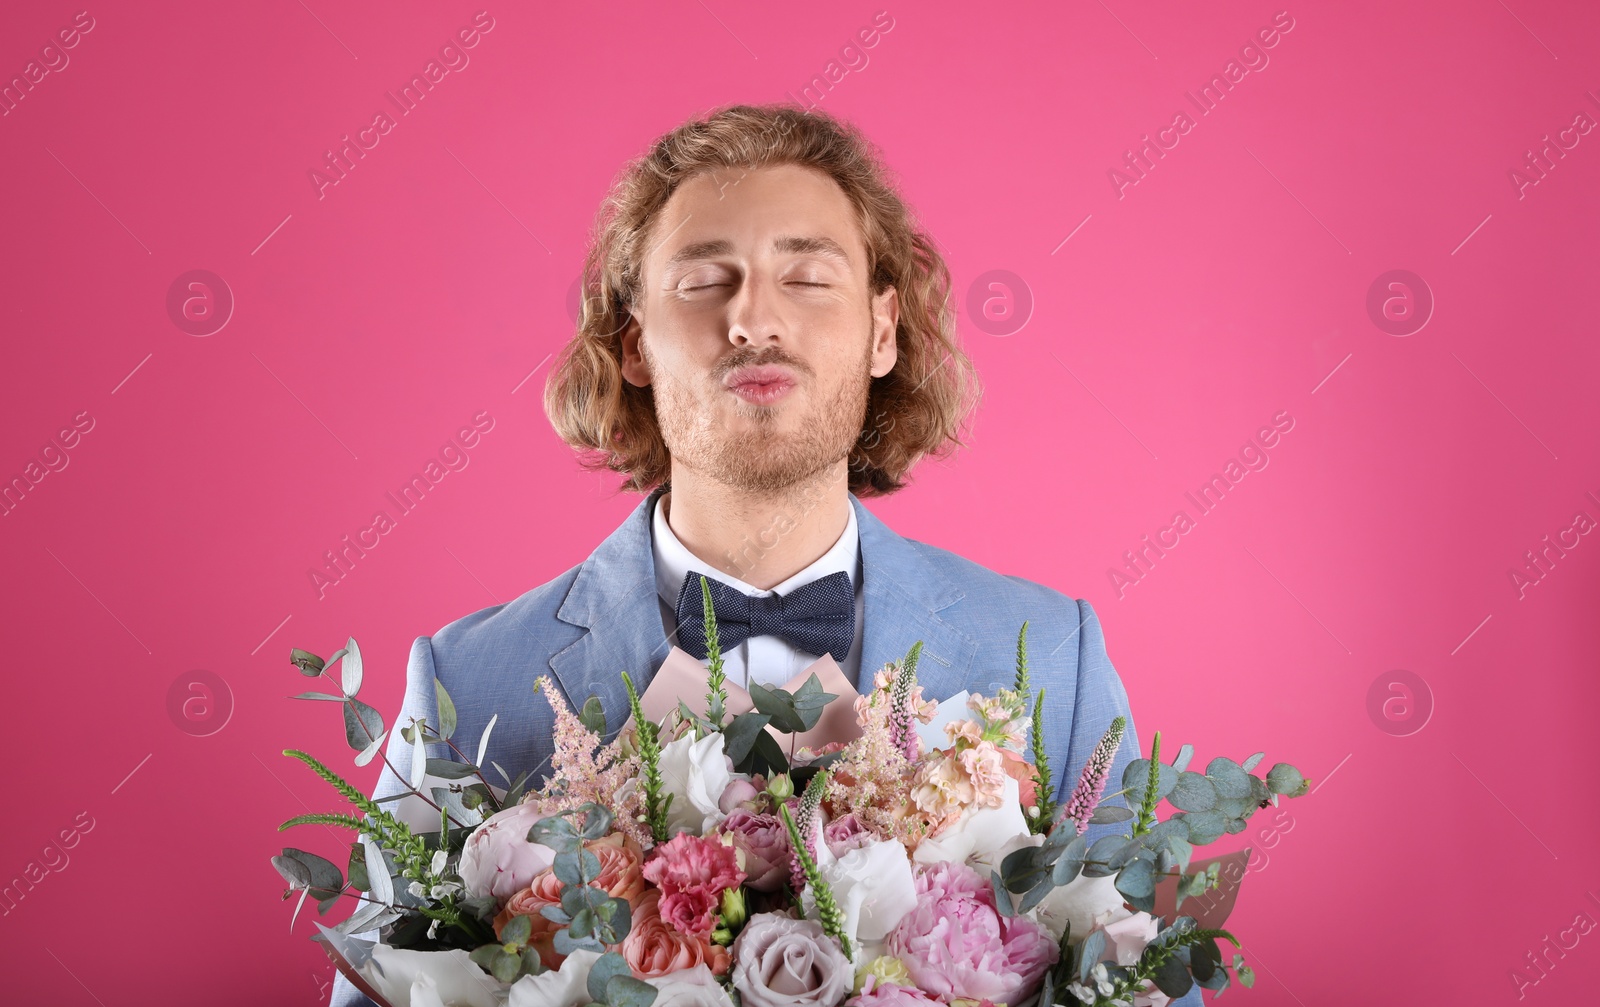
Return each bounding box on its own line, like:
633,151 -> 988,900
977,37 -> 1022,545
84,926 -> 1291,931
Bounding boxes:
643,832 -> 746,938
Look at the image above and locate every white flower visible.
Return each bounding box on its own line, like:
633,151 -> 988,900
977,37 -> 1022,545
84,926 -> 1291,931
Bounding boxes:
430,849 -> 448,875
910,775 -> 1029,866
648,963 -> 737,1006
1033,870 -> 1129,944
657,730 -> 733,836
1101,909 -> 1160,966
508,948 -> 601,1007
361,945 -> 503,1007
809,835 -> 919,952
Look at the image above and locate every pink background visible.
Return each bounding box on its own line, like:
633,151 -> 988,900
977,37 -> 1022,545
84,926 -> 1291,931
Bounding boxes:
3,1 -> 1598,1002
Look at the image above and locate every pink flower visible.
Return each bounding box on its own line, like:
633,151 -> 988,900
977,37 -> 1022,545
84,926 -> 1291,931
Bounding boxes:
957,741 -> 1009,809
847,977 -> 942,1006
718,777 -> 763,815
717,810 -> 791,892
823,813 -> 876,858
885,860 -> 1058,1004
642,832 -> 746,937
457,801 -> 556,901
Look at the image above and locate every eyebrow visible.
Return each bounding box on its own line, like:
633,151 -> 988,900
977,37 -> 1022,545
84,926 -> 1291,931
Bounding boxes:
663,235 -> 853,269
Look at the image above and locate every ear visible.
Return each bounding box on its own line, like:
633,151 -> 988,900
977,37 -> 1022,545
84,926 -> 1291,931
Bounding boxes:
869,285 -> 899,378
619,313 -> 651,388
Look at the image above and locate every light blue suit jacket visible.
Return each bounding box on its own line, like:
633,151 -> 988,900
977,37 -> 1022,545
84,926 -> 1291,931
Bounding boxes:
331,490 -> 1160,1006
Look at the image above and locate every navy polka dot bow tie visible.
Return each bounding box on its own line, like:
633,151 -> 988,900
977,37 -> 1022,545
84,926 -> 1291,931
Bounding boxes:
674,570 -> 855,663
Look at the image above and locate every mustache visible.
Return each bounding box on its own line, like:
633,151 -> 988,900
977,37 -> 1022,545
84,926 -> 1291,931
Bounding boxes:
710,346 -> 813,380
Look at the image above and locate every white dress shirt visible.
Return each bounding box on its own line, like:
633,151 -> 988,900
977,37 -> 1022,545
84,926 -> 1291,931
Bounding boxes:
651,495 -> 865,689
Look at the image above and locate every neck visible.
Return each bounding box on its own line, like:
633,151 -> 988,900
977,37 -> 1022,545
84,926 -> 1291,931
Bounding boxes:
661,461 -> 852,590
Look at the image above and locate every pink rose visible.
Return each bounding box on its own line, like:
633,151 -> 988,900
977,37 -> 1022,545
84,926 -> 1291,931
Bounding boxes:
624,890 -> 732,979
885,860 -> 1058,1004
643,832 -> 746,937
457,801 -> 556,901
823,813 -> 876,858
717,810 -> 791,892
719,777 -> 762,814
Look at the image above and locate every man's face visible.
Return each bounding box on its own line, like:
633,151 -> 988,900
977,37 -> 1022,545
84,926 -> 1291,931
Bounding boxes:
620,163 -> 898,493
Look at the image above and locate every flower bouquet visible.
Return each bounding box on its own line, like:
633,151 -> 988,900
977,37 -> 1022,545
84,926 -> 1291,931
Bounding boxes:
272,579 -> 1308,1007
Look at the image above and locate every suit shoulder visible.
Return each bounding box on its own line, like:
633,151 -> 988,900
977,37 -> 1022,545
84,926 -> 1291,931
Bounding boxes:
428,562 -> 584,662
902,536 -> 1082,616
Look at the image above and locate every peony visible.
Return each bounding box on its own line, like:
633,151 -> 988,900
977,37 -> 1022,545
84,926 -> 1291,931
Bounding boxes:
493,832 -> 648,969
885,860 -> 1057,1004
643,832 -> 747,938
648,963 -> 738,1007
361,945 -> 503,1007
507,948 -> 600,1007
456,801 -> 557,901
659,730 -> 734,836
623,890 -> 732,979
847,976 -> 943,1006
718,809 -> 791,892
732,912 -> 852,1007
811,837 -> 919,949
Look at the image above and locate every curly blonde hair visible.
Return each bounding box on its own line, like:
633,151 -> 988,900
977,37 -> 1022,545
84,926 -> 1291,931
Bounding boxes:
544,102 -> 979,497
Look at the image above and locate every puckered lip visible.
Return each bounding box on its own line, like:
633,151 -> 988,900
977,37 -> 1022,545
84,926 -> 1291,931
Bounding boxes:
723,363 -> 796,390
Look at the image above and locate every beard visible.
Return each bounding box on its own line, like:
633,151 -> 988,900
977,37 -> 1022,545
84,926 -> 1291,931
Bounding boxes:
645,337 -> 873,494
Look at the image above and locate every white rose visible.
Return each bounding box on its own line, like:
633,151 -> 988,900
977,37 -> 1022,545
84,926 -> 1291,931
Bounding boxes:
1033,870 -> 1129,944
361,945 -> 503,1007
658,730 -> 733,836
508,948 -> 602,1007
649,964 -> 737,1006
809,836 -> 918,951
911,775 -> 1029,867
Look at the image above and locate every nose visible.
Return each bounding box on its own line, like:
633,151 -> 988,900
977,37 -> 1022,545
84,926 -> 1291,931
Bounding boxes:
726,271 -> 787,348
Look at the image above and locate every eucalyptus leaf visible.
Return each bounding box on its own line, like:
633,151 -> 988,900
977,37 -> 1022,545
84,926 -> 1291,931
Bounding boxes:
435,679 -> 458,740
790,673 -> 837,732
476,713 -> 498,768
1115,858 -> 1156,899
722,712 -> 773,766
500,913 -> 533,947
1174,810 -> 1226,845
410,719 -> 429,790
1123,759 -> 1178,804
1241,751 -> 1266,773
347,842 -> 369,892
360,836 -> 393,905
340,637 -> 363,696
747,682 -> 806,734
424,758 -> 480,780
1087,805 -> 1134,825
290,648 -> 326,676
354,729 -> 389,767
1205,757 -> 1252,799
271,854 -> 312,889
1168,771 -> 1217,813
1266,763 -> 1306,796
343,698 -> 385,753
578,695 -> 606,737
990,871 -> 1017,917
587,952 -> 633,1004
1051,834 -> 1089,885
605,975 -> 660,1007
1148,950 -> 1194,998
1171,743 -> 1195,773
292,691 -> 345,702
1079,930 -> 1107,982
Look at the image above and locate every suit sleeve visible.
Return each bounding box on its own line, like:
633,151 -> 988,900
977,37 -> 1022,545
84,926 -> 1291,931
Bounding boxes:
327,637 -> 444,1007
1060,598 -> 1143,848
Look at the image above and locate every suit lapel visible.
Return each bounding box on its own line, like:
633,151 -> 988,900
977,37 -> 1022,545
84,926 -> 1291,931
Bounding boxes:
548,490 -> 675,736
852,495 -> 979,703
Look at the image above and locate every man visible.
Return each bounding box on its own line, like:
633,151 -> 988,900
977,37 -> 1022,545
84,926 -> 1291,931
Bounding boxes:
330,104 -> 1152,1006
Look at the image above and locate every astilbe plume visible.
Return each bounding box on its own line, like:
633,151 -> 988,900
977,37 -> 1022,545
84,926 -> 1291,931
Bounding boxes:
830,657 -> 938,849
524,676 -> 650,848
1061,715 -> 1126,836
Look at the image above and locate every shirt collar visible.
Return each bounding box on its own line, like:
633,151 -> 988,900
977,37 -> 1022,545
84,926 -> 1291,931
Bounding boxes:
652,494 -> 860,607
